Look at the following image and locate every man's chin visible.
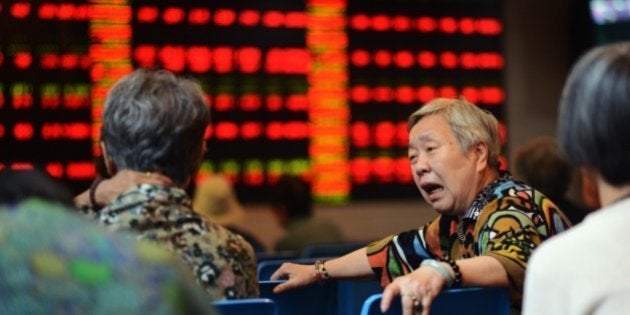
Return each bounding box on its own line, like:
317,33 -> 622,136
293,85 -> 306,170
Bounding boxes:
431,204 -> 456,215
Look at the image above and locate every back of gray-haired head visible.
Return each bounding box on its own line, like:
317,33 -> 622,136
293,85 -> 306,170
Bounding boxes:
558,42 -> 630,186
408,97 -> 501,170
101,69 -> 210,185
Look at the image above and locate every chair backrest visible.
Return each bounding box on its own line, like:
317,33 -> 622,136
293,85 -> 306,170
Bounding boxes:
259,280 -> 338,315
213,298 -> 278,315
360,294 -> 401,315
360,287 -> 510,315
257,258 -> 319,281
432,287 -> 510,314
337,280 -> 383,315
299,242 -> 366,258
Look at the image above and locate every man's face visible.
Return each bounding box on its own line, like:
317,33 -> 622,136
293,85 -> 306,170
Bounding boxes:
408,114 -> 483,216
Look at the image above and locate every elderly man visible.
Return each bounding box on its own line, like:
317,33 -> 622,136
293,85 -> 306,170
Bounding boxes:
271,98 -> 571,314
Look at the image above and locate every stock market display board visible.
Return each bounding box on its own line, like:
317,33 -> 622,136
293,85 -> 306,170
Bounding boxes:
0,0 -> 504,203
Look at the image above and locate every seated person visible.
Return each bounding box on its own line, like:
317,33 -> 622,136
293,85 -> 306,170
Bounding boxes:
523,41 -> 630,314
513,136 -> 591,224
74,69 -> 258,300
270,98 -> 572,314
193,174 -> 267,253
0,167 -> 73,207
269,174 -> 344,253
0,169 -> 215,314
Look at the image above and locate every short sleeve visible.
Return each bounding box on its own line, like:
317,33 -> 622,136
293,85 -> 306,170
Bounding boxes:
366,217 -> 445,286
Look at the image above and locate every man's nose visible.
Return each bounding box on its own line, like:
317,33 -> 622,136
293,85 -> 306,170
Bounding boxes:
411,156 -> 430,175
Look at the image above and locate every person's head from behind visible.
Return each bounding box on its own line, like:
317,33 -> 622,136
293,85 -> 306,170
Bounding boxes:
513,137 -> 571,200
193,175 -> 244,226
0,168 -> 74,207
269,174 -> 312,228
558,42 -> 630,205
407,97 -> 501,216
100,69 -> 210,187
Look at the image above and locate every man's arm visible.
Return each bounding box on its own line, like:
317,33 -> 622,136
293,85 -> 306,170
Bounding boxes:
270,247 -> 373,293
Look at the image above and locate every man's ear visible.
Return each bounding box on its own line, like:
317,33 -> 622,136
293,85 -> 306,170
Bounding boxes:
100,141 -> 117,176
472,142 -> 490,172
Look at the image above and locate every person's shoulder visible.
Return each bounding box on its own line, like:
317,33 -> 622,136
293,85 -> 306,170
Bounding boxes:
225,225 -> 267,253
0,198 -> 217,314
491,178 -> 533,200
532,212 -> 603,263
495,179 -> 565,211
101,184 -> 154,212
528,223 -> 584,277
202,220 -> 257,252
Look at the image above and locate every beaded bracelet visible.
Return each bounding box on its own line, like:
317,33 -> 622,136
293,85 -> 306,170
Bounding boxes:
420,259 -> 454,288
314,259 -> 330,283
89,177 -> 104,210
439,257 -> 462,288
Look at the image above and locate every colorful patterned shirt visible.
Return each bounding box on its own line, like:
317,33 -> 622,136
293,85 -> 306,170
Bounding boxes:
85,183 -> 259,300
366,173 -> 572,309
0,198 -> 216,315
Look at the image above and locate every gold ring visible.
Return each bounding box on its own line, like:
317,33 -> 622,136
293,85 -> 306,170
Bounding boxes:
145,172 -> 152,178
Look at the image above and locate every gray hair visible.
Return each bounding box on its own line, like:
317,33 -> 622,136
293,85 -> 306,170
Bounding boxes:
408,97 -> 501,170
101,69 -> 210,185
558,42 -> 630,186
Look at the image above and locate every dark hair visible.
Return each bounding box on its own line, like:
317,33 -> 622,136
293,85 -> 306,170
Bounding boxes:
513,137 -> 571,199
101,69 -> 210,185
558,42 -> 630,186
0,168 -> 74,207
269,175 -> 312,219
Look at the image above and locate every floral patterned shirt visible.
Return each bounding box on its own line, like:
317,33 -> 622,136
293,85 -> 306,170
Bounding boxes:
85,184 -> 259,300
366,173 -> 572,310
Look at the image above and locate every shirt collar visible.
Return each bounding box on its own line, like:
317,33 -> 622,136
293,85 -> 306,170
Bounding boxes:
461,171 -> 512,220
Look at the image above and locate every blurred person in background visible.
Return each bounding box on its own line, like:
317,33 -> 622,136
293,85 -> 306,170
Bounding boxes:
513,136 -> 591,224
193,174 -> 267,253
0,167 -> 73,207
269,174 -> 344,253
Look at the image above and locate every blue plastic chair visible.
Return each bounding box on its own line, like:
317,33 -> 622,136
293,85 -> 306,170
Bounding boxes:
337,280 -> 383,315
360,287 -> 510,315
257,258 -> 320,281
360,293 -> 401,315
259,280 -> 338,315
213,298 -> 278,315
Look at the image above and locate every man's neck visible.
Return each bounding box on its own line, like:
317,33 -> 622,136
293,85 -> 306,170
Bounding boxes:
478,168 -> 501,191
597,177 -> 630,207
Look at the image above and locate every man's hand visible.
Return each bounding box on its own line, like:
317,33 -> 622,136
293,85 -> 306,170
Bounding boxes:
269,262 -> 319,294
380,266 -> 448,315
